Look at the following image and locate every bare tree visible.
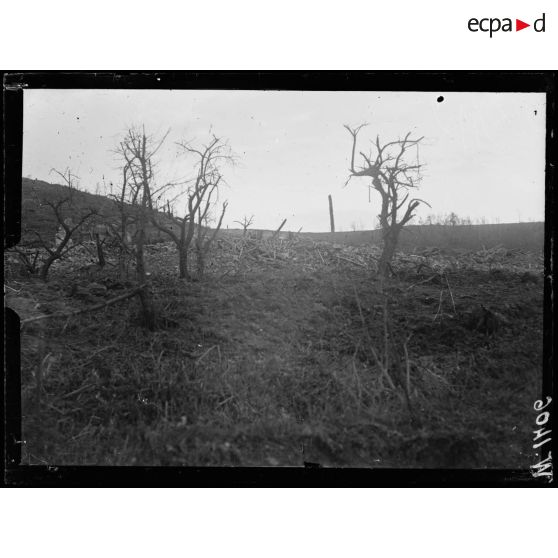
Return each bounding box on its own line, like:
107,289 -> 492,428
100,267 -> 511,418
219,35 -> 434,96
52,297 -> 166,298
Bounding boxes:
113,126 -> 168,330
13,169 -> 97,281
150,134 -> 233,279
234,215 -> 255,237
51,167 -> 81,192
344,123 -> 429,278
107,161 -> 138,279
37,202 -> 97,281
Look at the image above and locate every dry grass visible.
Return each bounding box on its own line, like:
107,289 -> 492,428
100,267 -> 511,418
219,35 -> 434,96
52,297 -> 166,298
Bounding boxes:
7,235 -> 543,468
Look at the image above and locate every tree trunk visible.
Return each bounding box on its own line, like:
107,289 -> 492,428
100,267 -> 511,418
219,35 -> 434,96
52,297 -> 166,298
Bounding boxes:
137,286 -> 156,330
136,229 -> 156,330
195,244 -> 205,279
118,248 -> 128,281
178,246 -> 189,279
95,233 -> 106,267
39,254 -> 58,281
378,227 -> 400,278
118,222 -> 128,280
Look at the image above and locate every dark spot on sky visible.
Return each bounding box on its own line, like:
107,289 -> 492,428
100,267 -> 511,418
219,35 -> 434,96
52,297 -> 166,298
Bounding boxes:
437,96 -> 444,103
534,110 -> 537,115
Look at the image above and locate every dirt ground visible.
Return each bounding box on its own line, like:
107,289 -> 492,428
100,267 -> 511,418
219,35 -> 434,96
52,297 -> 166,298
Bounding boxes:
6,237 -> 544,467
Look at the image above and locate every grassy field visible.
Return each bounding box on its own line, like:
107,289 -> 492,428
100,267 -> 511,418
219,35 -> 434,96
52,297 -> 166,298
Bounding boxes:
7,234 -> 543,468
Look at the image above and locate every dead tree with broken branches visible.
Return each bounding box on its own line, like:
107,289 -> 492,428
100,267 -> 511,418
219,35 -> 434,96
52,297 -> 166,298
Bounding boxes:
113,126 -> 169,330
12,168 -> 97,281
150,134 -> 233,279
344,123 -> 429,278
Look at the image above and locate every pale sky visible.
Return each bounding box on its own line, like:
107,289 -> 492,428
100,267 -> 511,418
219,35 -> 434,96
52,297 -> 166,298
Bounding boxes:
22,89 -> 546,232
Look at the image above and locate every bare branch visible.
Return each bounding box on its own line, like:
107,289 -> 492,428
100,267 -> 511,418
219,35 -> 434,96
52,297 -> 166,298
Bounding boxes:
21,284 -> 147,327
204,201 -> 228,249
343,123 -> 368,174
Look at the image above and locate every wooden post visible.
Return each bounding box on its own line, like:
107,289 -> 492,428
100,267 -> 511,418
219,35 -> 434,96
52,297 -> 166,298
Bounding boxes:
270,218 -> 287,241
328,194 -> 335,233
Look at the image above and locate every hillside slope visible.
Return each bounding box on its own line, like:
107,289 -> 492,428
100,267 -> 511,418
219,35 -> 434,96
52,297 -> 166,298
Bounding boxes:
18,177 -> 544,251
19,177 -> 176,243
21,177 -> 123,239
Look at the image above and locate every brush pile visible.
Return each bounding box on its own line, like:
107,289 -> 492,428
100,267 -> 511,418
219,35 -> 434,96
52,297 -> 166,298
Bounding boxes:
6,234 -> 543,284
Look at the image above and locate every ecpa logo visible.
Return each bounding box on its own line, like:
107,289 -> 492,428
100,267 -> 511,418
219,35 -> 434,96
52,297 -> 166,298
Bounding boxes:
468,13 -> 546,37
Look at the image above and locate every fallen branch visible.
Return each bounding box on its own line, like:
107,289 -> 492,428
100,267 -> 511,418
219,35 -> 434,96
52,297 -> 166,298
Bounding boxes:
216,394 -> 235,408
195,344 -> 220,366
337,255 -> 367,268
406,274 -> 439,290
20,284 -> 147,328
62,383 -> 96,399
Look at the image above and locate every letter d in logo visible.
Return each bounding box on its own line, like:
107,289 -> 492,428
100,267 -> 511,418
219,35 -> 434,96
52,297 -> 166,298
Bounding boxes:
534,13 -> 546,32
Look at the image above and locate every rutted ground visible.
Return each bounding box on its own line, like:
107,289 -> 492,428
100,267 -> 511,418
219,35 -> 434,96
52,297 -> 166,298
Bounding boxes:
7,237 -> 543,467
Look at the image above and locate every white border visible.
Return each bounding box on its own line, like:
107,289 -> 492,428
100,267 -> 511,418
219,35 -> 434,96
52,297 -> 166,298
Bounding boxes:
1,489 -> 556,557
1,1 -> 556,69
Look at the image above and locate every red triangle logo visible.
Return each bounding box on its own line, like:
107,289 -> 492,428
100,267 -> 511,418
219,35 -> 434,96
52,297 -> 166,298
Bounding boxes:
516,19 -> 530,31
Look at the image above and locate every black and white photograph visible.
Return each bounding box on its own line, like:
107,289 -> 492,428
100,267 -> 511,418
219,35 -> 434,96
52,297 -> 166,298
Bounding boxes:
3,73 -> 553,481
